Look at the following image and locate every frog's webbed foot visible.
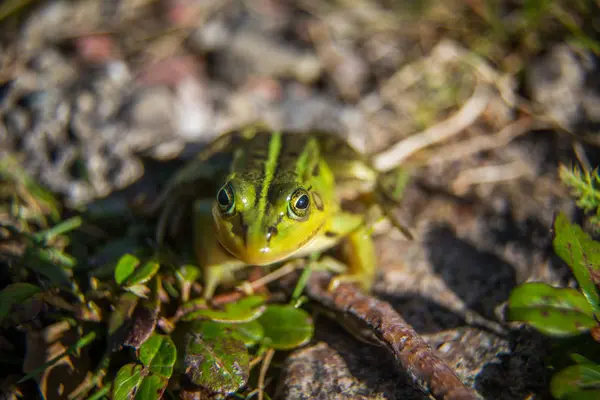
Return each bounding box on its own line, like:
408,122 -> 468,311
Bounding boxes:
327,224 -> 376,293
328,274 -> 371,292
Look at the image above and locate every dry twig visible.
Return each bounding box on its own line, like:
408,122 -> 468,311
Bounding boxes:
304,272 -> 481,400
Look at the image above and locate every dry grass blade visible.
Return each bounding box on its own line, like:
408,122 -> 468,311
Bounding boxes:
451,160 -> 534,195
237,259 -> 303,295
428,117 -> 536,166
258,348 -> 275,400
373,82 -> 493,172
304,272 -> 481,400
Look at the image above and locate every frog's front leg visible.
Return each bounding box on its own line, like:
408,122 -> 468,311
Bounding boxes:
325,213 -> 377,293
193,199 -> 247,299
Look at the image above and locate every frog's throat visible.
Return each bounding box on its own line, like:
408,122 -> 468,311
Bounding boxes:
216,219 -> 326,266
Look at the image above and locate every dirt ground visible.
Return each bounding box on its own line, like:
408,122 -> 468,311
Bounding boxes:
2,1 -> 600,399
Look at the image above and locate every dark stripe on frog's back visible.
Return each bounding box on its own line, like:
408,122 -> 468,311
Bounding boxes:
234,132 -> 284,220
233,132 -> 320,184
231,132 -> 320,220
274,133 -> 320,185
230,132 -> 275,182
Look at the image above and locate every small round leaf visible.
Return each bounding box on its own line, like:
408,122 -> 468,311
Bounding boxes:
112,364 -> 143,400
551,364 -> 600,399
508,283 -> 598,337
114,254 -> 140,285
182,295 -> 266,323
183,321 -> 250,394
139,334 -> 177,378
258,305 -> 314,350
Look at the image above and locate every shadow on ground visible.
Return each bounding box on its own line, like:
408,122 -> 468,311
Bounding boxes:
375,293 -> 467,334
424,224 -> 517,321
474,329 -> 553,400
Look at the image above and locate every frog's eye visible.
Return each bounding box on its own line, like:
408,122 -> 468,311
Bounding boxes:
217,183 -> 235,215
288,189 -> 310,220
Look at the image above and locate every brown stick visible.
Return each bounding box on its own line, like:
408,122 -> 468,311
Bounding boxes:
304,272 -> 480,400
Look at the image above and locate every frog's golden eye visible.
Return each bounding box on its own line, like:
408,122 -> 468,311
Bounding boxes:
288,189 -> 310,220
217,183 -> 235,215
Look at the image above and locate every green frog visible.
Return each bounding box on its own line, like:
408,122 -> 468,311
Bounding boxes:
154,127 -> 409,299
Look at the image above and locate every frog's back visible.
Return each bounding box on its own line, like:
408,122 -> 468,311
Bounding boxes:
229,131 -> 333,191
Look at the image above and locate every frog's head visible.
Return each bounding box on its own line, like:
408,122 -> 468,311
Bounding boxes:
211,177 -> 328,265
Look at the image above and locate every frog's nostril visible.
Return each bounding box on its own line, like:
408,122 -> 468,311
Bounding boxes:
266,226 -> 278,243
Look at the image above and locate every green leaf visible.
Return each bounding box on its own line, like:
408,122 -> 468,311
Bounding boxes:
112,334 -> 175,400
123,261 -> 160,288
86,386 -> 111,400
126,283 -> 151,298
509,282 -> 595,316
553,212 -> 600,312
508,283 -> 597,336
183,321 -> 250,394
114,255 -> 160,296
139,334 -> 177,378
113,364 -> 143,400
551,364 -> 600,399
114,254 -> 140,285
133,374 -> 169,400
182,295 -> 267,323
176,264 -> 201,302
198,320 -> 264,348
23,246 -> 72,286
571,353 -> 598,365
34,216 -> 82,242
27,245 -> 76,269
229,320 -> 264,347
176,264 -> 201,284
258,305 -> 314,350
0,283 -> 42,322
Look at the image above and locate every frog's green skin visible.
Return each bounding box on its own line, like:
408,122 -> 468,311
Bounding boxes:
156,128 -> 389,299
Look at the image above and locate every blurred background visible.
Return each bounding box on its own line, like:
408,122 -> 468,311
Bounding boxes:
1,0 -> 598,206
1,1 -> 600,398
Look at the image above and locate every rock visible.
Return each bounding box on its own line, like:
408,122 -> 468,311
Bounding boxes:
174,76 -> 215,141
279,322 -> 428,400
207,29 -> 321,85
526,43 -> 599,132
310,22 -> 370,101
0,48 -> 168,205
129,87 -> 174,129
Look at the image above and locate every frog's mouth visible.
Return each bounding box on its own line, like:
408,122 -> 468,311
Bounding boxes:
215,219 -> 325,266
217,231 -> 316,266
233,243 -> 291,266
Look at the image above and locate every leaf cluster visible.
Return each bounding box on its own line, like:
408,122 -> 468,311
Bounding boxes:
0,164 -> 315,400
507,212 -> 600,399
